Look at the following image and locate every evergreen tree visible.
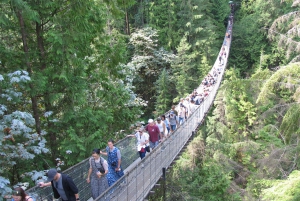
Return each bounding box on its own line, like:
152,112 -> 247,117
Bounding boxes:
155,68 -> 173,115
229,0 -> 293,75
267,0 -> 300,63
172,36 -> 197,101
148,0 -> 181,50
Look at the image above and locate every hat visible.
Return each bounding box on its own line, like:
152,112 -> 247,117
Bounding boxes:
46,169 -> 57,182
170,111 -> 174,114
148,119 -> 154,123
157,117 -> 161,121
139,127 -> 144,132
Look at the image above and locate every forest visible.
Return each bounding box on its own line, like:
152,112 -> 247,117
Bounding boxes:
0,0 -> 299,200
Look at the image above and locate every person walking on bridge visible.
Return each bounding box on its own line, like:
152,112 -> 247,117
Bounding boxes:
168,111 -> 179,132
156,117 -> 166,141
39,169 -> 79,201
86,148 -> 109,199
100,140 -> 124,186
127,127 -> 149,159
161,115 -> 170,137
145,119 -> 161,150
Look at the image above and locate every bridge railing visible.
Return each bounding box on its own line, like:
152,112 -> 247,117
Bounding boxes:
26,137 -> 139,201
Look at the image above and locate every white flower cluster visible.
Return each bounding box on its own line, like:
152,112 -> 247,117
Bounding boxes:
7,71 -> 30,83
66,150 -> 73,154
0,176 -> 11,196
2,89 -> 23,101
26,170 -> 48,184
0,71 -> 50,196
0,104 -> 7,116
44,111 -> 53,117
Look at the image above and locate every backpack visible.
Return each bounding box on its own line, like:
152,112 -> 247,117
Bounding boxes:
169,113 -> 176,120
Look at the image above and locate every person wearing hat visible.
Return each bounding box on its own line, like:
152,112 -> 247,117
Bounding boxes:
127,127 -> 149,159
39,169 -> 79,201
145,119 -> 161,150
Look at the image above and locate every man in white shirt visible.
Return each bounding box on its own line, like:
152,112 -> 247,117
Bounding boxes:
127,127 -> 149,159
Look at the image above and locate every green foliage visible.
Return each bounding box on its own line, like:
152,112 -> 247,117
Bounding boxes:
0,0 -> 142,187
229,0 -> 292,75
168,136 -> 239,200
203,61 -> 300,199
254,125 -> 283,148
1,0 -> 299,200
166,2 -> 300,200
217,69 -> 257,140
261,170 -> 300,201
257,63 -> 300,104
172,36 -> 198,101
155,68 -> 173,115
128,27 -> 176,117
280,103 -> 300,144
148,0 -> 181,50
229,13 -> 268,74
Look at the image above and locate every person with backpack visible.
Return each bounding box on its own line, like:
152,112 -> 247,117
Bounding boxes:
168,110 -> 179,132
171,105 -> 178,116
86,148 -> 109,199
39,169 -> 79,201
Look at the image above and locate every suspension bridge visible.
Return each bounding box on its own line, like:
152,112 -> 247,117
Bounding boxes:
26,13 -> 233,201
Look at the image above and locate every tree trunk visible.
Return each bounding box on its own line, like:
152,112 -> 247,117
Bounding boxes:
125,11 -> 130,35
17,10 -> 42,134
36,21 -> 58,160
36,22 -> 47,70
140,0 -> 144,27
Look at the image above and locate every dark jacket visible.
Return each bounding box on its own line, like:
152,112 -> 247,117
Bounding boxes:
51,174 -> 78,201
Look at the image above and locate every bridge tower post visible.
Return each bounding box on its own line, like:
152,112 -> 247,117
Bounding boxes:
162,167 -> 166,201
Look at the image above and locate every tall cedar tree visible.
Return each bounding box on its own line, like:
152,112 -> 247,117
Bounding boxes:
155,68 -> 173,115
0,0 -> 142,180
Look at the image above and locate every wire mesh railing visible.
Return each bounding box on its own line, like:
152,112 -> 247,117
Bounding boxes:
26,137 -> 139,201
26,13 -> 233,201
